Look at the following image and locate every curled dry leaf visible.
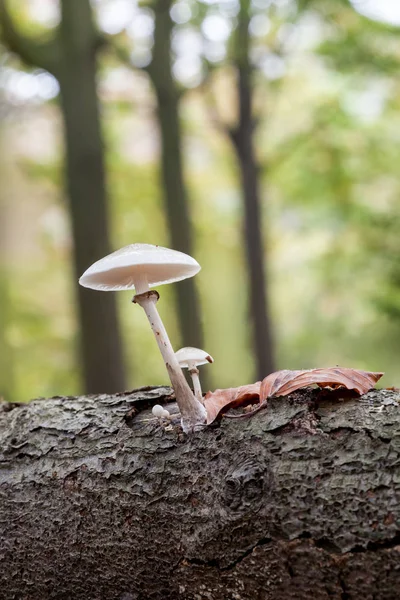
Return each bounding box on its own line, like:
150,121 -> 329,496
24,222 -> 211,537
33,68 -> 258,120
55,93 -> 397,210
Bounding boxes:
259,367 -> 383,403
204,367 -> 384,424
203,382 -> 261,425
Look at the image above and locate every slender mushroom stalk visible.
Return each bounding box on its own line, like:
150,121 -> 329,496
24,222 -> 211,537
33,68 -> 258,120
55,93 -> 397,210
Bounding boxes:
79,244 -> 207,433
189,366 -> 202,402
133,286 -> 206,432
175,347 -> 214,404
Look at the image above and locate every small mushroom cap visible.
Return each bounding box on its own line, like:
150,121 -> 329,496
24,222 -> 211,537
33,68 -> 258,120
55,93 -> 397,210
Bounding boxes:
175,346 -> 214,368
152,404 -> 165,418
79,243 -> 200,292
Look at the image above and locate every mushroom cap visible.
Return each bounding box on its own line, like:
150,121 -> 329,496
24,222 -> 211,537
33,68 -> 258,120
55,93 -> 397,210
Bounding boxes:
152,404 -> 165,418
175,347 -> 214,368
79,243 -> 201,291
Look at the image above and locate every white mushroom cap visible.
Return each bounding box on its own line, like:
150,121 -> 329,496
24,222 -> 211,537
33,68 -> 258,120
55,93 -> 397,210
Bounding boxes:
175,347 -> 214,369
79,243 -> 200,292
152,404 -> 165,418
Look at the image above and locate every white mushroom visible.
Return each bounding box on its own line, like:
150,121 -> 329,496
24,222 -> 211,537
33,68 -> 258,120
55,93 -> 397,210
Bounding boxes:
79,243 -> 207,433
151,404 -> 165,418
152,404 -> 171,420
175,347 -> 214,403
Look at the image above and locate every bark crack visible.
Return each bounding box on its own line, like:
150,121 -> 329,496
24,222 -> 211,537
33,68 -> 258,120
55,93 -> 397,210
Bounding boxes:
184,537 -> 272,572
346,531 -> 400,553
312,530 -> 400,555
182,530 -> 400,577
338,571 -> 349,600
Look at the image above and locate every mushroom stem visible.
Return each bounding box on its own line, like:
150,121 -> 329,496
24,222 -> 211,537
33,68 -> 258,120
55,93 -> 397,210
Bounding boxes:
133,290 -> 207,432
189,367 -> 203,403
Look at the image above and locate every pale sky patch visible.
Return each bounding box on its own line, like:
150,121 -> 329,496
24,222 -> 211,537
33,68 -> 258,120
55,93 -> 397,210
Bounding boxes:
96,0 -> 136,34
26,0 -> 60,28
201,14 -> 232,42
351,0 -> 400,25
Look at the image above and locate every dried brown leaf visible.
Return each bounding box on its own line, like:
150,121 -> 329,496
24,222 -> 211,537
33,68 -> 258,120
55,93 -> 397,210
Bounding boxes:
203,382 -> 260,425
260,367 -> 384,402
204,367 -> 384,424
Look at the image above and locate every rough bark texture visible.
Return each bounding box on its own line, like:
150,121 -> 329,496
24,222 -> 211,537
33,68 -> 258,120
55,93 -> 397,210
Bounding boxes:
1,386 -> 400,599
230,0 -> 275,380
147,0 -> 204,352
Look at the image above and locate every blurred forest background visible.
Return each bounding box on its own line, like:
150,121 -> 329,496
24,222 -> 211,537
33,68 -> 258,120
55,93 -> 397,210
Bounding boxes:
1,0 -> 400,403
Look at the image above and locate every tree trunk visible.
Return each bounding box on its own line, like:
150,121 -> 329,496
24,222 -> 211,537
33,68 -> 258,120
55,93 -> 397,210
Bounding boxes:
0,242 -> 14,403
1,386 -> 399,599
230,0 -> 275,380
0,0 -> 127,395
56,0 -> 126,394
147,0 -> 204,351
0,147 -> 14,402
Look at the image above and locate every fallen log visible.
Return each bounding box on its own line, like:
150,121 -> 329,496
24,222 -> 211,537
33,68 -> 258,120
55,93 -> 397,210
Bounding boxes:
0,386 -> 399,599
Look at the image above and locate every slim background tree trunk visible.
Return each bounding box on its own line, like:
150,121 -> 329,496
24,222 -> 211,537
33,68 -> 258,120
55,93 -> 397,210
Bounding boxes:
230,0 -> 275,380
0,134 -> 15,401
57,0 -> 126,394
0,0 -> 127,394
147,0 -> 204,352
1,386 -> 399,599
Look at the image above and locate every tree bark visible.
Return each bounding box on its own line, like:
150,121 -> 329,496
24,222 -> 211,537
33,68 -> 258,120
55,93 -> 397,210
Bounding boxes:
1,386 -> 399,599
230,0 -> 275,380
147,0 -> 204,351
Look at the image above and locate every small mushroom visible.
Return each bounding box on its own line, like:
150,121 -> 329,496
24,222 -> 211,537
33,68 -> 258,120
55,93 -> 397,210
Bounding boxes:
79,243 -> 207,433
152,404 -> 171,420
175,347 -> 214,403
152,404 -> 165,418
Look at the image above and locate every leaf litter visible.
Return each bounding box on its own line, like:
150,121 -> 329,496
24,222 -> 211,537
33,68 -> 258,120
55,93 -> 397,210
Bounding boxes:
203,367 -> 384,424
